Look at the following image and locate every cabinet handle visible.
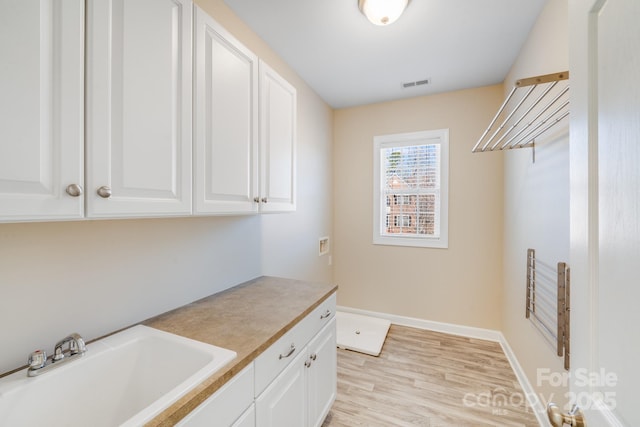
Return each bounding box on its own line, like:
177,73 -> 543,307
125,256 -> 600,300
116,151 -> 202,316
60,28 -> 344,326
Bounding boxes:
253,197 -> 260,203
304,359 -> 312,368
65,184 -> 83,197
320,309 -> 332,319
278,343 -> 296,360
97,186 -> 112,199
310,353 -> 317,361
261,197 -> 268,203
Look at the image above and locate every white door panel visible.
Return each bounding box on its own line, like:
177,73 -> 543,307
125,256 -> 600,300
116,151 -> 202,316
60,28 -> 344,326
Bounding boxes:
0,0 -> 84,221
259,61 -> 296,213
86,0 -> 192,217
570,0 -> 640,425
193,6 -> 259,214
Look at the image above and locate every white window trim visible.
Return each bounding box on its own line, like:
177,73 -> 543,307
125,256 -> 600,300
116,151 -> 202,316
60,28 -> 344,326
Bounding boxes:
373,129 -> 449,249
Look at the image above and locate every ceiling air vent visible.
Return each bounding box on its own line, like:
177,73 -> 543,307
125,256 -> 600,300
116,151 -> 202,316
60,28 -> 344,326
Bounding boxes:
402,78 -> 431,89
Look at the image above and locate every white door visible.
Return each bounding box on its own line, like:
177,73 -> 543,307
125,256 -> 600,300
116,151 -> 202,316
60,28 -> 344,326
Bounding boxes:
0,0 -> 84,221
259,61 -> 296,213
307,319 -> 337,427
255,349 -> 307,427
569,0 -> 640,425
86,0 -> 192,218
193,6 -> 259,215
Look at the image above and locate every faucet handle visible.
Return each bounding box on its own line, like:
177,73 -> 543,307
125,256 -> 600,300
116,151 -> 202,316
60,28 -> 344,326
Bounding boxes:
28,350 -> 47,370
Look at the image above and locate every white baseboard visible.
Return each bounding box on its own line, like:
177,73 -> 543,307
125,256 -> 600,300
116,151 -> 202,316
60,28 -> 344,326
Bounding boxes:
337,305 -> 550,427
497,332 -> 551,426
337,305 -> 503,342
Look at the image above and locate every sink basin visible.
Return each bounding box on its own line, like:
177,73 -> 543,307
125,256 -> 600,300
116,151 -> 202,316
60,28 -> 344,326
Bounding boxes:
0,325 -> 236,426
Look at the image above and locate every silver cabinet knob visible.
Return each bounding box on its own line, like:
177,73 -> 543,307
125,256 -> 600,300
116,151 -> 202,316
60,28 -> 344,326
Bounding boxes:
65,184 -> 83,197
97,186 -> 112,199
261,197 -> 268,203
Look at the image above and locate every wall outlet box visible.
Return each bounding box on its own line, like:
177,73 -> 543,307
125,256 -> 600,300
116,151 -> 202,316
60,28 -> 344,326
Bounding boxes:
319,237 -> 329,256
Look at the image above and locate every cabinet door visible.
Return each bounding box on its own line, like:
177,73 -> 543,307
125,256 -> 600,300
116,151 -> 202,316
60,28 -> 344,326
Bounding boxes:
255,349 -> 307,427
0,0 -> 84,221
194,6 -> 259,215
259,61 -> 296,213
307,318 -> 337,427
86,0 -> 192,218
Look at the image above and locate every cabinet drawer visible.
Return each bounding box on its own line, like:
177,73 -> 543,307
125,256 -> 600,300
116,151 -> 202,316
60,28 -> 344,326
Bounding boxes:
307,293 -> 336,339
254,292 -> 336,396
177,364 -> 254,427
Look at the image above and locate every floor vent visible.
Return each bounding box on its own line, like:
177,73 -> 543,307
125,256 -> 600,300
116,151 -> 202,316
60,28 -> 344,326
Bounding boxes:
402,78 -> 431,89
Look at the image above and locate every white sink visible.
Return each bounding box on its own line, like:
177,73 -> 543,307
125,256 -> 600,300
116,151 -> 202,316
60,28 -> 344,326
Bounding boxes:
0,325 -> 236,426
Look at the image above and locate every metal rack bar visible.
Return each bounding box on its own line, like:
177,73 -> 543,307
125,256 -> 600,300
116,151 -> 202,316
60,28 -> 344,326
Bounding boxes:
502,87 -> 569,149
524,249 -> 571,370
472,71 -> 569,153
490,81 -> 559,151
472,87 -> 518,153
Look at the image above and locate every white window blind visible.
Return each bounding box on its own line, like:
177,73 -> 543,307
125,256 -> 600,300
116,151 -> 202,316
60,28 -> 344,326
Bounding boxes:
373,129 -> 449,248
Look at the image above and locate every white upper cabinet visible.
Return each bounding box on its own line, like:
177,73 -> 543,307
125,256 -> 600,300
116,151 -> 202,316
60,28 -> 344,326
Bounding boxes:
193,6 -> 259,215
0,1 -> 295,223
259,61 -> 297,213
0,0 -> 84,222
85,0 -> 193,218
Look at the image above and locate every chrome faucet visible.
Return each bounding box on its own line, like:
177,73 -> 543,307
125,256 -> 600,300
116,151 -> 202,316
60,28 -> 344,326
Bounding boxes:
53,333 -> 87,361
27,333 -> 87,377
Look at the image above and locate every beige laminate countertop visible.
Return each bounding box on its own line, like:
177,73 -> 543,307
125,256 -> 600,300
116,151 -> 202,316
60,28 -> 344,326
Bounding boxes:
142,276 -> 337,427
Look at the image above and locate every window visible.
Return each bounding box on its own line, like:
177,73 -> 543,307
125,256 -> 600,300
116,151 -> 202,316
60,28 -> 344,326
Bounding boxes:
373,129 -> 449,248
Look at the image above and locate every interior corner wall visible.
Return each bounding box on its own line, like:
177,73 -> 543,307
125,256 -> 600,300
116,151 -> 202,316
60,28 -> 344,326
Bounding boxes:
502,0 -> 570,404
0,0 -> 334,375
193,0 -> 335,285
333,85 -> 504,330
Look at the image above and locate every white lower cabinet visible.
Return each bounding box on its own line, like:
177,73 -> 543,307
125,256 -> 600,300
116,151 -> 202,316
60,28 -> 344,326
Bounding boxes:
255,295 -> 336,427
179,293 -> 336,427
307,319 -> 337,427
255,348 -> 308,427
233,404 -> 256,427
177,364 -> 254,427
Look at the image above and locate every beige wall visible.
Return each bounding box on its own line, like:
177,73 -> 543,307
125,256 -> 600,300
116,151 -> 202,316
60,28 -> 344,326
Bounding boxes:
333,85 -> 504,329
502,0 -> 570,403
0,0 -> 333,374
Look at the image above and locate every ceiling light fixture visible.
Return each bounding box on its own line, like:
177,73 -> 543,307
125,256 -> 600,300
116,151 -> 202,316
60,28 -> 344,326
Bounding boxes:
358,0 -> 410,26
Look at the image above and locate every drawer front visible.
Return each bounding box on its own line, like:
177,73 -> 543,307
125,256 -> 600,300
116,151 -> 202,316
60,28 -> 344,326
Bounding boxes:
254,292 -> 336,396
307,293 -> 336,340
177,364 -> 254,427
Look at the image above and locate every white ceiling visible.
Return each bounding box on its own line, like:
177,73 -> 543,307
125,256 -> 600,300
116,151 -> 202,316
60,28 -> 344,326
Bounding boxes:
223,0 -> 547,109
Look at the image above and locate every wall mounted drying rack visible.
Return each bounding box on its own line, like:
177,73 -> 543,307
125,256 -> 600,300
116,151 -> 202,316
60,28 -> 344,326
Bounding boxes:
525,249 -> 571,370
472,71 -> 570,153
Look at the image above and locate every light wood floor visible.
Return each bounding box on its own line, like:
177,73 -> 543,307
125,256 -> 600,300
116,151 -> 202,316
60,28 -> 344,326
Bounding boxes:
322,325 -> 540,427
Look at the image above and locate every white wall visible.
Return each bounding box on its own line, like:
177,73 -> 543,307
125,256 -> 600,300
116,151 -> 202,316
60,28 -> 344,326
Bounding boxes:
502,0 -> 570,404
0,0 -> 333,375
